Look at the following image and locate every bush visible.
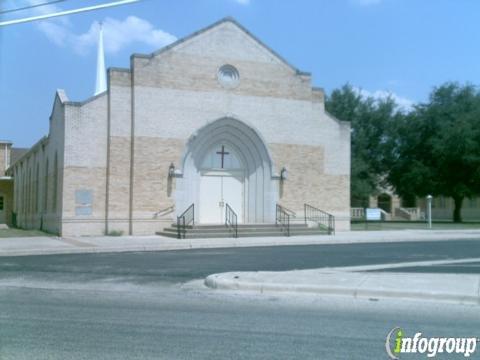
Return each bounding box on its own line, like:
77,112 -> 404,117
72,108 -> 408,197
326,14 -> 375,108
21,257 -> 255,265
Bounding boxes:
106,230 -> 124,236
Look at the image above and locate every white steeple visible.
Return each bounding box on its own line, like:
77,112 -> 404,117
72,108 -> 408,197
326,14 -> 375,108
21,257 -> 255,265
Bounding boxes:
94,22 -> 107,96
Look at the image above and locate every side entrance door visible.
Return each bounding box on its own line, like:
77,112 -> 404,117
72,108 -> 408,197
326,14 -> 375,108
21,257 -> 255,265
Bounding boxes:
199,173 -> 243,224
0,194 -> 6,224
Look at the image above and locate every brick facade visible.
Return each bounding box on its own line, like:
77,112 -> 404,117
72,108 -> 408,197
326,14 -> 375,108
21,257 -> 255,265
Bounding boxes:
8,18 -> 351,235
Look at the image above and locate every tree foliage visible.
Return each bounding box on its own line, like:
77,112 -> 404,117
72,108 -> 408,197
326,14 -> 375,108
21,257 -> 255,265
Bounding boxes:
326,84 -> 400,207
387,83 -> 480,222
327,82 -> 480,222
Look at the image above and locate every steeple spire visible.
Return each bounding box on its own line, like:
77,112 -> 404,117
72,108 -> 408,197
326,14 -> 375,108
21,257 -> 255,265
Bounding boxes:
94,22 -> 107,95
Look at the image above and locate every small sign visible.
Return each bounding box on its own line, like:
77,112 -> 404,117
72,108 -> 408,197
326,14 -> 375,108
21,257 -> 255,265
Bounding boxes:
366,208 -> 382,221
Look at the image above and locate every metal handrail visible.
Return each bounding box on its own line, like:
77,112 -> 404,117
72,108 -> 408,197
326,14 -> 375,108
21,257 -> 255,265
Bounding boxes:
225,203 -> 238,238
276,204 -> 290,236
154,205 -> 175,217
280,205 -> 297,218
304,203 -> 335,235
177,203 -> 194,239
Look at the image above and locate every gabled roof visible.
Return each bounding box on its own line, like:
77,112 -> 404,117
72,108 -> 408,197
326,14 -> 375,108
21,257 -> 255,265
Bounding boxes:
54,18 -> 311,110
131,17 -> 311,76
11,148 -> 29,164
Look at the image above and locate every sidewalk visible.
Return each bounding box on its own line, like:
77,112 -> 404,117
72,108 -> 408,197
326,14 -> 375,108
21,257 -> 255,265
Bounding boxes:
204,269 -> 480,305
0,229 -> 479,257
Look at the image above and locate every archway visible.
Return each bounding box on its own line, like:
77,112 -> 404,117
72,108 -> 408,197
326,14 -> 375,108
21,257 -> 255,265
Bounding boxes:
175,117 -> 277,224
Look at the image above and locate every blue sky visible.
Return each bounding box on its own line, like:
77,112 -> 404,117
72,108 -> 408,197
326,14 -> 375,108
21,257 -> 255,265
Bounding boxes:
1,0 -> 479,147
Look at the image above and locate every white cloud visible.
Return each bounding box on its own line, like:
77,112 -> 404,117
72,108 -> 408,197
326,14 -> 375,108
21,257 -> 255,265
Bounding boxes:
37,21 -> 70,46
351,0 -> 383,6
73,17 -> 177,55
354,87 -> 415,112
24,1 -> 176,55
25,0 -> 71,46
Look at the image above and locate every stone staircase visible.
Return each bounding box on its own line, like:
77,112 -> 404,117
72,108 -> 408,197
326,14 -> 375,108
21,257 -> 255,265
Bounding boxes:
156,223 -> 331,239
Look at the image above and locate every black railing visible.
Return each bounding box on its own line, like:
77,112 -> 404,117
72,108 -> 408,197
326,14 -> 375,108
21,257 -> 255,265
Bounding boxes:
280,205 -> 296,219
304,203 -> 335,235
225,203 -> 238,238
177,203 -> 194,239
276,204 -> 290,236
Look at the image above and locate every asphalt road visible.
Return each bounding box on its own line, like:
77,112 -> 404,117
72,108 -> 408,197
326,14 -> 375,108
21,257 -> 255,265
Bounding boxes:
1,240 -> 480,285
1,279 -> 479,359
1,241 -> 480,359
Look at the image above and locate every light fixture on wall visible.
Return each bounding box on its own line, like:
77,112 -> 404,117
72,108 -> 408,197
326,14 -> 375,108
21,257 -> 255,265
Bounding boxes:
168,163 -> 175,178
280,167 -> 288,181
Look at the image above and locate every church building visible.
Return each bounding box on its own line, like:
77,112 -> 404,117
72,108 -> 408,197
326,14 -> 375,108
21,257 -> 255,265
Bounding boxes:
4,18 -> 351,236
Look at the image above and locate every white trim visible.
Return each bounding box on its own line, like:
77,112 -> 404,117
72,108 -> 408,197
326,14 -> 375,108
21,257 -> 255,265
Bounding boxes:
200,169 -> 245,177
176,117 -> 277,223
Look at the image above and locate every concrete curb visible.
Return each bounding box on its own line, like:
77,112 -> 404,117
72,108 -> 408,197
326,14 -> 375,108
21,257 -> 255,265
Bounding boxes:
1,229 -> 480,257
204,271 -> 480,305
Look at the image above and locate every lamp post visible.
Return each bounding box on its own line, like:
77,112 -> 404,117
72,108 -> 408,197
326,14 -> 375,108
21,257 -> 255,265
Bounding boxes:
426,195 -> 432,229
168,163 -> 175,178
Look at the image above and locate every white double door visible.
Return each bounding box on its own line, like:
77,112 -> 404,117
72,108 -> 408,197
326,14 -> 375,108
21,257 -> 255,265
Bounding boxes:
199,172 -> 244,224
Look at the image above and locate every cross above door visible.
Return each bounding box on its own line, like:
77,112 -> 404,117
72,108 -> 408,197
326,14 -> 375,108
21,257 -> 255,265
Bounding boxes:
216,145 -> 230,168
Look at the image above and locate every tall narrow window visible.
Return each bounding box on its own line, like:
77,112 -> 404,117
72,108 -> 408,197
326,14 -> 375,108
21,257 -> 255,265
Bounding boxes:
24,167 -> 27,214
13,166 -> 18,212
14,167 -> 18,213
35,163 -> 40,213
44,159 -> 49,213
52,152 -> 58,212
27,168 -> 31,215
30,165 -> 34,214
22,165 -> 26,214
0,196 -> 4,211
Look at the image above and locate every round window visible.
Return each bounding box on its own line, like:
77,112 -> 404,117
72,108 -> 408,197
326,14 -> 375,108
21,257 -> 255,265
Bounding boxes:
217,64 -> 240,89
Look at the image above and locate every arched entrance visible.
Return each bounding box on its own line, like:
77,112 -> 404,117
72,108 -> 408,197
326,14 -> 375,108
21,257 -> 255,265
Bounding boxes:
175,117 -> 277,224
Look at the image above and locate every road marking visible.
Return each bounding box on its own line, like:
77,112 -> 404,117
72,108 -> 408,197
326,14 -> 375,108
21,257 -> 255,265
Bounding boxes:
330,257 -> 480,272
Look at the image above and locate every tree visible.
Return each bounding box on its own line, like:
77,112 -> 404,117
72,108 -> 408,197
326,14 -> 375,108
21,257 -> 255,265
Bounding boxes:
387,83 -> 480,222
326,84 -> 401,207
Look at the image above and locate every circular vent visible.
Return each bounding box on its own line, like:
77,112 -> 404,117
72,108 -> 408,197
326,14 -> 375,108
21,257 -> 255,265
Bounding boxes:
217,64 -> 240,88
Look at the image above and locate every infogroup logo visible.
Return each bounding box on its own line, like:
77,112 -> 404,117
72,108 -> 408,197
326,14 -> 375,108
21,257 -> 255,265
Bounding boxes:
385,327 -> 479,359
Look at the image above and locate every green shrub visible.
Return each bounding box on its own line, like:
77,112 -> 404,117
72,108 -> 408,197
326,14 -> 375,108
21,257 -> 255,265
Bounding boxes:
106,230 -> 124,236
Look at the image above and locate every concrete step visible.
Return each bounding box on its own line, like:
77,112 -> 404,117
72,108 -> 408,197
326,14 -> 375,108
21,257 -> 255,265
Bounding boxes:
158,231 -> 328,239
157,226 -> 329,239
169,223 -> 310,230
161,225 -> 314,234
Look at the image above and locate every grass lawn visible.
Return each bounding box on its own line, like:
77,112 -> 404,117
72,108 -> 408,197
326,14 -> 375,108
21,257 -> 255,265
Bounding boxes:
0,228 -> 52,238
351,221 -> 480,231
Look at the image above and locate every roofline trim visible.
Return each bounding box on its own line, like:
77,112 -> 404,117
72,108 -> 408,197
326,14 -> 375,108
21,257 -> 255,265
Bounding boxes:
130,17 -> 311,76
8,136 -> 49,169
64,90 -> 107,107
108,67 -> 131,74
325,110 -> 350,125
